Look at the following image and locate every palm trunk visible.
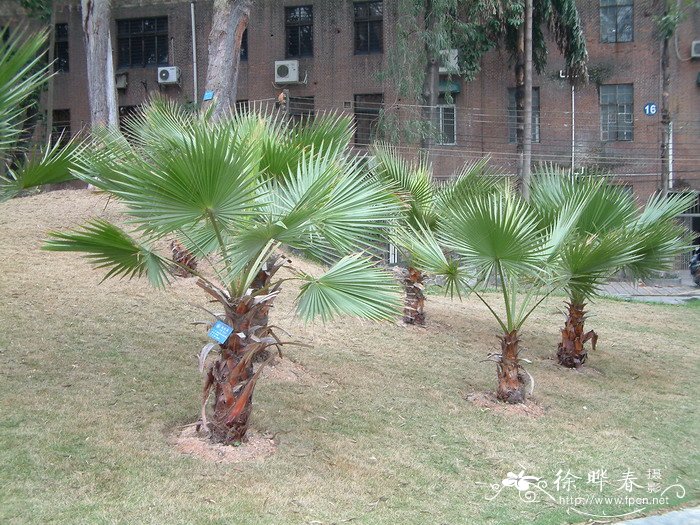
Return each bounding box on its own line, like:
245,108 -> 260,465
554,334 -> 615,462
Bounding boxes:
403,266 -> 426,325
200,260 -> 282,444
557,302 -> 598,368
496,330 -> 526,403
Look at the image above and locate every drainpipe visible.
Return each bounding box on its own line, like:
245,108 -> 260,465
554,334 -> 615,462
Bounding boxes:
190,1 -> 198,104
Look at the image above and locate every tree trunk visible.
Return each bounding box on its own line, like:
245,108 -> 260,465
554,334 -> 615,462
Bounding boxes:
420,0 -> 439,151
496,330 -> 526,404
46,4 -> 56,144
81,0 -> 118,129
403,266 -> 426,325
202,0 -> 251,121
660,35 -> 671,197
557,302 -> 598,368
521,0 -> 533,200
200,259 -> 283,444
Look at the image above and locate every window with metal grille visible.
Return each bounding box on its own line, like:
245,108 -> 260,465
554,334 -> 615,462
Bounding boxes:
54,23 -> 69,73
285,6 -> 313,58
600,84 -> 633,141
354,1 -> 383,54
116,17 -> 168,68
600,0 -> 633,43
289,96 -> 315,126
241,28 -> 248,60
354,94 -> 383,146
436,104 -> 456,145
51,109 -> 71,146
508,87 -> 540,143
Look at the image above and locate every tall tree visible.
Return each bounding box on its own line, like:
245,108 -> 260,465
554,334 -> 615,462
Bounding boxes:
81,0 -> 117,128
202,0 -> 251,120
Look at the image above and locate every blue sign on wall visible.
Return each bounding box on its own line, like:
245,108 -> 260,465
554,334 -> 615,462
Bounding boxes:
208,320 -> 234,344
203,91 -> 214,102
643,103 -> 658,116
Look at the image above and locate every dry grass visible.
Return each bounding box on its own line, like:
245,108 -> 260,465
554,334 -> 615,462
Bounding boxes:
0,189 -> 698,525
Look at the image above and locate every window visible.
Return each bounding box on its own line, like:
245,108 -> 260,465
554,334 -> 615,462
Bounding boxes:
600,84 -> 633,141
241,28 -> 248,60
116,17 -> 168,68
508,87 -> 540,143
600,0 -> 633,43
354,1 -> 383,54
285,6 -> 313,58
354,94 -> 383,146
54,23 -> 69,72
436,100 -> 456,145
289,96 -> 315,126
51,109 -> 71,146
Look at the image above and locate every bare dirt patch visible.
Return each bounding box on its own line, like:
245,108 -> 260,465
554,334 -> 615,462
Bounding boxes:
257,356 -> 309,383
172,426 -> 277,464
466,391 -> 545,418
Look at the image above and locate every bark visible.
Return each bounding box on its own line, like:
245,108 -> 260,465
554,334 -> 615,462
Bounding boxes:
402,266 -> 426,325
420,0 -> 439,151
557,302 -> 598,368
521,0 -> 533,200
660,35 -> 671,197
200,257 -> 285,444
202,0 -> 251,121
46,5 -> 56,143
81,0 -> 118,128
496,330 -> 526,404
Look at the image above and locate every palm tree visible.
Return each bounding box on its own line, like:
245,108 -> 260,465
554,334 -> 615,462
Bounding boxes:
0,28 -> 80,202
372,144 -> 503,324
530,167 -> 695,368
42,100 -> 402,444
397,186 -> 585,402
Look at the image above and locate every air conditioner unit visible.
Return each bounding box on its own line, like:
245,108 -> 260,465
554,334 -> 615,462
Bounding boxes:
439,49 -> 459,74
157,66 -> 180,85
275,60 -> 299,83
691,40 -> 700,59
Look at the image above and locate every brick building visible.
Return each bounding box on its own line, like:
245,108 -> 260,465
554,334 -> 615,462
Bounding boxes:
1,0 -> 698,206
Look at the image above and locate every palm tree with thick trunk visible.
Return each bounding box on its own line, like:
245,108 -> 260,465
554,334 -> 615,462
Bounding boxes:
397,187 -> 585,402
42,100 -> 401,444
531,167 -> 695,368
372,144 -> 503,325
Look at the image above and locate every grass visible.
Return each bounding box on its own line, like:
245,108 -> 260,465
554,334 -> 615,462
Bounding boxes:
0,189 -> 698,525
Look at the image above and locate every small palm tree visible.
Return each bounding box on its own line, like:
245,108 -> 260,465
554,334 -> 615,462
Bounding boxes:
371,144 -> 503,324
0,28 -> 80,202
531,167 -> 695,368
43,101 -> 401,444
398,187 -> 585,402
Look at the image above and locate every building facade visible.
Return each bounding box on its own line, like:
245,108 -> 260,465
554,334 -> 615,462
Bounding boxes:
2,0 -> 699,205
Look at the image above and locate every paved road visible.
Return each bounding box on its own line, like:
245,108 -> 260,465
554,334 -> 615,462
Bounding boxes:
616,507 -> 700,524
601,280 -> 700,305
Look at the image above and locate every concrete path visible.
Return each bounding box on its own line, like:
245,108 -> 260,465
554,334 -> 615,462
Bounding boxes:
616,507 -> 700,524
601,280 -> 700,305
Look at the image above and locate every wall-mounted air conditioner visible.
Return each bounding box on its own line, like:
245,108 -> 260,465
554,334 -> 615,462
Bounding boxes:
157,66 -> 180,85
691,40 -> 700,59
275,60 -> 299,83
439,49 -> 459,74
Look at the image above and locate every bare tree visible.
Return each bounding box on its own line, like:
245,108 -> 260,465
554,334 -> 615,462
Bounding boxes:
202,0 -> 252,120
81,0 -> 117,128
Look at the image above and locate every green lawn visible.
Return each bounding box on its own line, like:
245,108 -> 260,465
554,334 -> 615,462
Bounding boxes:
1,190 -> 698,524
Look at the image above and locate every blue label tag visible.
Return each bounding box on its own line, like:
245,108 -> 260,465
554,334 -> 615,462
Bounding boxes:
208,320 -> 233,344
203,90 -> 214,101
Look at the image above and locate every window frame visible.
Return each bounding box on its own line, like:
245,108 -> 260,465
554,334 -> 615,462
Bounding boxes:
507,87 -> 541,144
600,0 -> 634,43
51,109 -> 71,147
600,83 -> 634,142
354,1 -> 383,55
353,93 -> 383,146
435,104 -> 456,146
285,6 -> 313,59
54,23 -> 69,73
116,17 -> 169,69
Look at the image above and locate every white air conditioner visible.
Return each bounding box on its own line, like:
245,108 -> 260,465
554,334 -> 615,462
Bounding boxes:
275,60 -> 299,83
439,49 -> 459,74
157,66 -> 180,85
691,40 -> 700,59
